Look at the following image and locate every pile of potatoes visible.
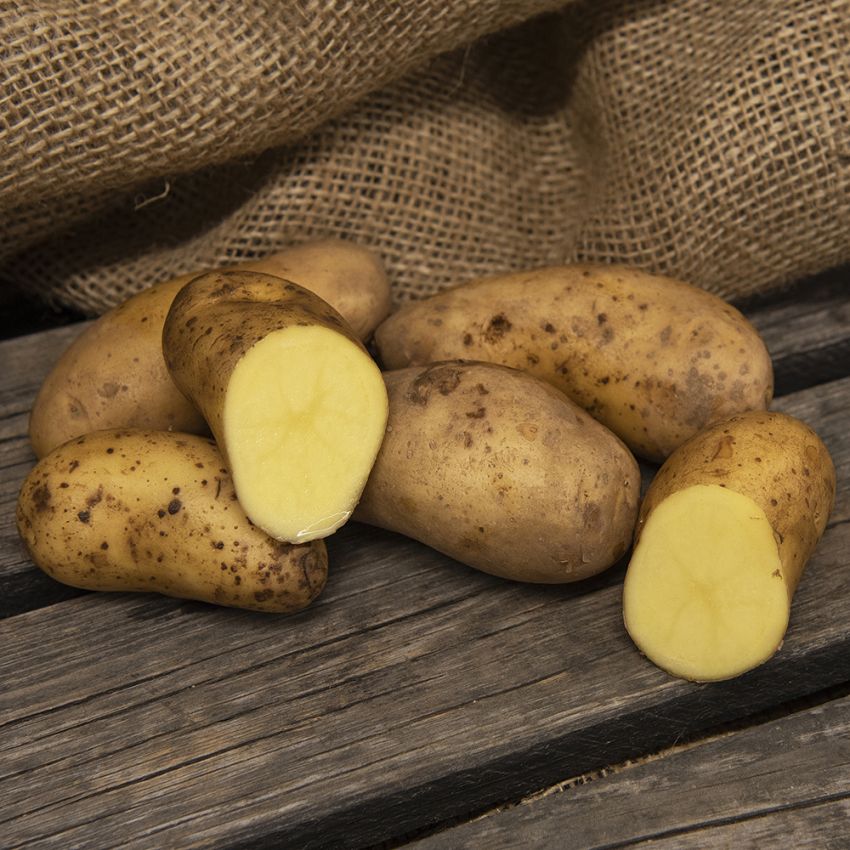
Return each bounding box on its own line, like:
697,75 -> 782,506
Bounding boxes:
17,243 -> 835,682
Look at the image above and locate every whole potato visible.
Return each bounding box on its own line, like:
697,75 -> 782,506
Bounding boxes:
353,361 -> 640,583
16,430 -> 328,613
374,264 -> 773,462
239,238 -> 391,341
29,274 -> 206,459
623,410 -> 835,681
163,271 -> 388,544
29,239 -> 391,458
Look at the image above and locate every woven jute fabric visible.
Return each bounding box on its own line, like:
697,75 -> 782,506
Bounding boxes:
3,0 -> 849,315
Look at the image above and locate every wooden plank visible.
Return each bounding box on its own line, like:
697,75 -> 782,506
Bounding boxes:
638,802 -> 850,850
745,271 -> 850,395
1,374 -> 848,847
409,691 -> 850,848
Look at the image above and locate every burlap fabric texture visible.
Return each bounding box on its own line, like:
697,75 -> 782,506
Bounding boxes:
3,0 -> 849,316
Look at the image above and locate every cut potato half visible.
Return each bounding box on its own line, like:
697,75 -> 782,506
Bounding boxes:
163,270 -> 389,543
624,484 -> 789,682
224,325 -> 387,541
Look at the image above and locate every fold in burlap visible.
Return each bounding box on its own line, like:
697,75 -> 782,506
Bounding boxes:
3,0 -> 849,315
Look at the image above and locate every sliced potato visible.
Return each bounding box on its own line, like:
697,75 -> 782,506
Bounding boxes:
623,411 -> 836,681
163,271 -> 388,543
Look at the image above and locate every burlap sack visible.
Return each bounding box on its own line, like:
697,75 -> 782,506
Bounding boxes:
3,0 -> 848,316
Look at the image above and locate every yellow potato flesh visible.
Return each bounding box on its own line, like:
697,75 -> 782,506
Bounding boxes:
623,484 -> 789,682
223,324 -> 387,543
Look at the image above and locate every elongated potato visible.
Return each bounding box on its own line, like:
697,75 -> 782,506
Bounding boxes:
623,411 -> 835,681
29,274 -> 206,458
353,361 -> 640,582
374,265 -> 773,462
163,271 -> 388,543
29,239 -> 390,458
16,430 -> 328,613
240,239 -> 391,341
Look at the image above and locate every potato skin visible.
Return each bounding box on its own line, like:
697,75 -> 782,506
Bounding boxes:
353,361 -> 640,583
374,264 -> 774,462
28,240 -> 390,458
28,275 -> 206,459
240,239 -> 391,340
16,430 -> 327,613
636,411 -> 836,597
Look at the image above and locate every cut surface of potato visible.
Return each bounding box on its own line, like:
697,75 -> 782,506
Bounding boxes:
623,483 -> 789,682
224,324 -> 387,542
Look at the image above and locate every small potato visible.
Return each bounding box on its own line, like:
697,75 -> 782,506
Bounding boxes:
353,361 -> 640,583
374,264 -> 774,462
29,239 -> 391,458
623,411 -> 835,681
16,430 -> 328,613
163,271 -> 388,543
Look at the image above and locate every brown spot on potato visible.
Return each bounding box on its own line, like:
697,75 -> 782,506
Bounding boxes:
407,365 -> 463,405
659,325 -> 672,344
32,484 -> 52,513
98,382 -> 121,398
77,510 -> 91,524
298,549 -> 323,594
517,422 -> 538,441
484,313 -> 512,342
466,406 -> 486,419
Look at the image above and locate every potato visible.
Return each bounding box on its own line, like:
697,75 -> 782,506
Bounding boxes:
623,411 -> 835,681
29,274 -> 206,459
16,430 -> 328,613
374,264 -> 773,462
29,239 -> 391,458
163,271 -> 388,543
353,361 -> 640,583
239,238 -> 391,341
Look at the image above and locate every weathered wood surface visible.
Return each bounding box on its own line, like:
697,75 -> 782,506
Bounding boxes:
745,271 -> 850,394
411,691 -> 850,848
1,281 -> 848,848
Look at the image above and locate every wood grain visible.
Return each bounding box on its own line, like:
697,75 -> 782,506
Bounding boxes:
746,273 -> 850,395
410,692 -> 850,848
0,375 -> 848,848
